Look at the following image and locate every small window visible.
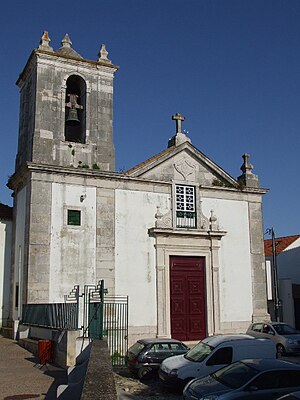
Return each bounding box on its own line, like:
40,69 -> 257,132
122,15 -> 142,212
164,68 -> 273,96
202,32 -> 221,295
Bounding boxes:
252,371 -> 280,389
252,323 -> 263,332
278,370 -> 300,388
175,185 -> 196,228
149,343 -> 170,353
170,343 -> 188,351
15,284 -> 19,308
206,347 -> 233,366
263,324 -> 274,335
67,210 -> 81,226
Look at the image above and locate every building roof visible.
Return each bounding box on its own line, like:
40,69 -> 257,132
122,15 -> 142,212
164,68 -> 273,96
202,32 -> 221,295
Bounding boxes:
264,235 -> 300,257
0,203 -> 13,220
125,146 -> 175,175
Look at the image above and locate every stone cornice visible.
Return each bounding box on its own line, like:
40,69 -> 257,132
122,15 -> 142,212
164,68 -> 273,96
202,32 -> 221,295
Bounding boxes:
7,161 -> 268,200
16,49 -> 119,87
7,162 -> 123,190
148,227 -> 227,239
199,184 -> 268,195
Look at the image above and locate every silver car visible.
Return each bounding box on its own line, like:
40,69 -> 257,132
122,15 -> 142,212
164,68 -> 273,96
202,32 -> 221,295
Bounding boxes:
183,359 -> 300,400
246,322 -> 300,356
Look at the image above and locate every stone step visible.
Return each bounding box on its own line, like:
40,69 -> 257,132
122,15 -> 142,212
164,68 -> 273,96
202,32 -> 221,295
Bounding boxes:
0,327 -> 13,339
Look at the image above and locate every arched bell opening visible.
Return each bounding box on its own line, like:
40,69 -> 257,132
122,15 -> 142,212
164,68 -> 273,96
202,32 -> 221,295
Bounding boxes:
64,75 -> 86,143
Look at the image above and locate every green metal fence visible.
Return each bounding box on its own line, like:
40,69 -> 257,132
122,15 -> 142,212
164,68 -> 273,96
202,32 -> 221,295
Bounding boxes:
22,302 -> 78,329
21,280 -> 128,367
83,282 -> 128,366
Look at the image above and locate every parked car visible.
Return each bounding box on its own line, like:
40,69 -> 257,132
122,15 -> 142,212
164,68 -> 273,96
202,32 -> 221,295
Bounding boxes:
159,334 -> 276,391
125,338 -> 189,379
277,392 -> 300,399
246,321 -> 300,356
183,358 -> 300,400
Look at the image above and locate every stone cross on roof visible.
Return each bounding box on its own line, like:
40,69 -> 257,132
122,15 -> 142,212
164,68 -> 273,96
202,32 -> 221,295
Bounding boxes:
168,113 -> 191,148
172,113 -> 185,134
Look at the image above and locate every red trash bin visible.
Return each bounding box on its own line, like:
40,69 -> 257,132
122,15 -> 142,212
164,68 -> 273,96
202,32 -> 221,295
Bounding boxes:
38,339 -> 53,365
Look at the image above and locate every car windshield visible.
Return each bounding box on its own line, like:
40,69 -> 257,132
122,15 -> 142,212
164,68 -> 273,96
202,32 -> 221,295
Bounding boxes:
184,341 -> 213,362
273,324 -> 298,335
211,361 -> 259,389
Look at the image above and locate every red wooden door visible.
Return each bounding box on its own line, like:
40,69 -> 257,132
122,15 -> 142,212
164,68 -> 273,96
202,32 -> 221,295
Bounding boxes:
170,256 -> 206,341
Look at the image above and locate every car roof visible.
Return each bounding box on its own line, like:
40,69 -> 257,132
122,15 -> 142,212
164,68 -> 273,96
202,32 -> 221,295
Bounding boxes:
240,358 -> 300,371
137,338 -> 185,345
202,334 -> 255,347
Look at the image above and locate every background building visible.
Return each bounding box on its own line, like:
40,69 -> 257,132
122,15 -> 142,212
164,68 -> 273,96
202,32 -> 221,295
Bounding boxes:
265,235 -> 300,328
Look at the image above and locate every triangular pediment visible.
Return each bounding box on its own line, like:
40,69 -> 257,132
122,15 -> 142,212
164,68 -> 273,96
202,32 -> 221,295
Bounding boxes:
125,142 -> 238,188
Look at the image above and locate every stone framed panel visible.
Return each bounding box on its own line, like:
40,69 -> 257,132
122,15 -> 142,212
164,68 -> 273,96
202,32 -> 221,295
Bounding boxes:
149,229 -> 225,339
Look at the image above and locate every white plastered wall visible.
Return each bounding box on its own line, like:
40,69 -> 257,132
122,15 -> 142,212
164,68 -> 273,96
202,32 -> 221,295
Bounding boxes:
202,197 -> 253,323
115,189 -> 253,337
0,218 -> 12,327
50,183 -> 97,301
115,189 -> 170,330
13,187 -> 27,321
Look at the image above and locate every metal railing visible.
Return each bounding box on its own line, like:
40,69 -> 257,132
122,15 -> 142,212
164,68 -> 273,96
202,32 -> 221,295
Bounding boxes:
103,296 -> 128,366
22,302 -> 79,329
21,281 -> 128,366
176,211 -> 196,228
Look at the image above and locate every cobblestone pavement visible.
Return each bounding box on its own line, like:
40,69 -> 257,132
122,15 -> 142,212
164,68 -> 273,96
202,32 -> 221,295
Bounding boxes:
114,368 -> 181,400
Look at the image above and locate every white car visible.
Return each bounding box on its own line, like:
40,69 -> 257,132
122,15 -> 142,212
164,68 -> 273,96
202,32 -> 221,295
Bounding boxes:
159,334 -> 276,391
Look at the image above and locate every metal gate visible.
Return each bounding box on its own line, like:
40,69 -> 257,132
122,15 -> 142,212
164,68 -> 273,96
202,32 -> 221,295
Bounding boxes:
82,281 -> 128,366
103,296 -> 128,366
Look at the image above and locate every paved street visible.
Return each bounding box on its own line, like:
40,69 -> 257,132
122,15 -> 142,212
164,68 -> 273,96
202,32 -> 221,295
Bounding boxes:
1,335 -> 300,400
0,336 -> 66,400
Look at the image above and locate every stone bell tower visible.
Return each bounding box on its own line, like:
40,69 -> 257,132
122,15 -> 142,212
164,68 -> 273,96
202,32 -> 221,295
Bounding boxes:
8,32 -> 119,322
15,31 -> 118,171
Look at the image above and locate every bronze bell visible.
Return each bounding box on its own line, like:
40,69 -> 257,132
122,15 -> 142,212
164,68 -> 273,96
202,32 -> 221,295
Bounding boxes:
66,108 -> 80,126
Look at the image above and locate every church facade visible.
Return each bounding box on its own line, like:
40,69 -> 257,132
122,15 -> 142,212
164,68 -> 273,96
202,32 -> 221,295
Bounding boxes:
8,32 -> 269,342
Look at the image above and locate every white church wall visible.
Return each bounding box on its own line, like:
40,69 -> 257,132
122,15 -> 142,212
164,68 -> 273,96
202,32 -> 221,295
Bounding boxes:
202,197 -> 253,324
49,183 -> 97,301
115,189 -> 170,331
0,218 -> 12,327
14,187 -> 27,321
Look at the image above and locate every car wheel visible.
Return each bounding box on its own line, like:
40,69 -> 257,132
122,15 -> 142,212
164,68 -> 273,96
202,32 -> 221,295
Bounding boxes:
277,344 -> 286,357
138,366 -> 152,380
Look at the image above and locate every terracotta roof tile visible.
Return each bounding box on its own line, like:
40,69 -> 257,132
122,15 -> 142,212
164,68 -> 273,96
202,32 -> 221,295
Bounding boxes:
264,235 -> 300,257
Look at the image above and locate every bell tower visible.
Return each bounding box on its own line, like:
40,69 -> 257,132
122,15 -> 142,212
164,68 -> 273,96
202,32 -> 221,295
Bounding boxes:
8,32 -> 119,317
15,32 -> 118,171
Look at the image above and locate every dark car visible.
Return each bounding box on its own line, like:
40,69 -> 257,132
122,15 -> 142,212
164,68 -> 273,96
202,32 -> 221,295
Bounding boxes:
278,392 -> 300,399
125,338 -> 189,379
183,358 -> 300,400
246,321 -> 300,356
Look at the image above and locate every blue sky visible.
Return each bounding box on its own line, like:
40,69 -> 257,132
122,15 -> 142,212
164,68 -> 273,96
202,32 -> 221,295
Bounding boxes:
0,0 -> 299,238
